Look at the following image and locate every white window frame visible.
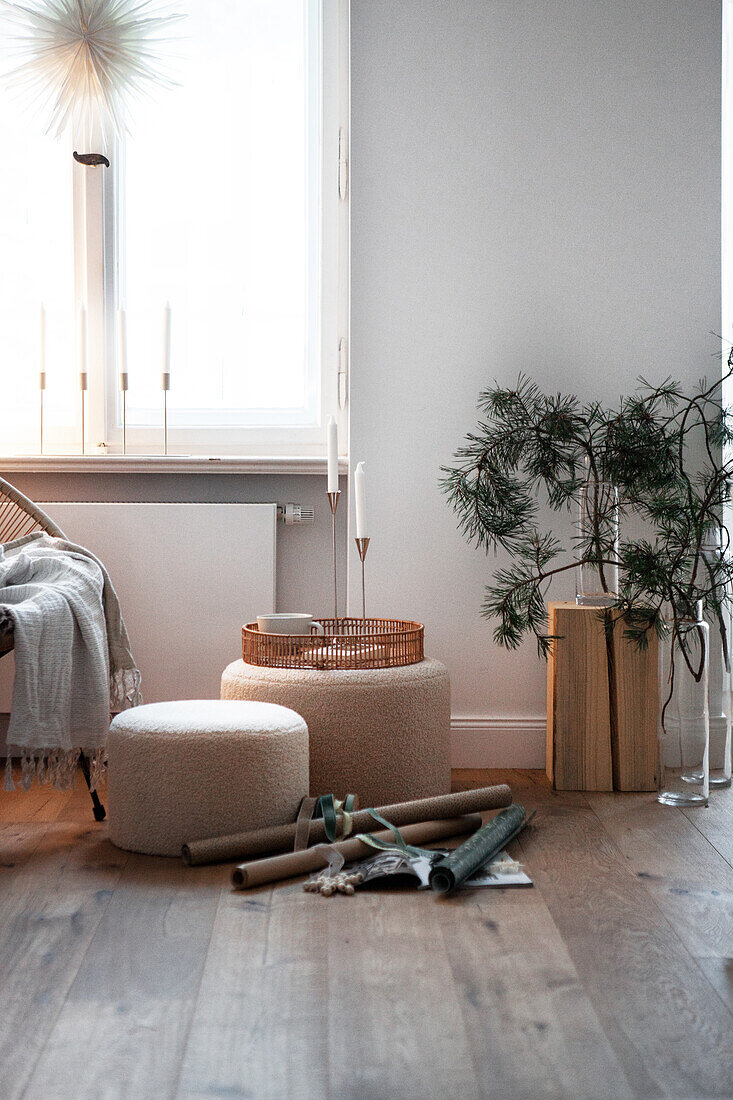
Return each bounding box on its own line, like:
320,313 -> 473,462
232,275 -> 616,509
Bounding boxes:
73,0 -> 349,461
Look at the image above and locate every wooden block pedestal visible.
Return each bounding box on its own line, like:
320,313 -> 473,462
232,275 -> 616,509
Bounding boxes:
546,602 -> 657,791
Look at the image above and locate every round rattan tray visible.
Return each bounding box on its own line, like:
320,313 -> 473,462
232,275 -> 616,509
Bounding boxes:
242,617 -> 424,671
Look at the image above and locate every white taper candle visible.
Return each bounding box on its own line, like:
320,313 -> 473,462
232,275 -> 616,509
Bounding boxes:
327,415 -> 338,492
354,461 -> 367,538
117,307 -> 128,390
162,301 -> 171,390
78,305 -> 88,390
39,303 -> 46,390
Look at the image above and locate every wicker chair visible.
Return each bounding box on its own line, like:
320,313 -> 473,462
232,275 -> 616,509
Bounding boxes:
0,476 -> 106,820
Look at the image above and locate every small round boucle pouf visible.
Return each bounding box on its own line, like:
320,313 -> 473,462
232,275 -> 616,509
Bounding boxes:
221,658 -> 451,806
108,699 -> 309,856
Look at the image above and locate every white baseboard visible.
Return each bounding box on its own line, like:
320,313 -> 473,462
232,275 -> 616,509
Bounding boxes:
2,712 -> 547,769
450,715 -> 546,769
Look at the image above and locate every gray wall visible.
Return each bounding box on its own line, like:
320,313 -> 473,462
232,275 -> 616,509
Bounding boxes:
349,0 -> 721,761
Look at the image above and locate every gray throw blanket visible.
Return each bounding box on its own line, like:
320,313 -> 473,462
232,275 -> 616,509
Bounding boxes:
0,533 -> 142,791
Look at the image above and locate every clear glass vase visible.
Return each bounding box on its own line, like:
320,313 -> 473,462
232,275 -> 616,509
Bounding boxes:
576,481 -> 619,606
658,607 -> 709,806
702,611 -> 732,788
701,530 -> 732,788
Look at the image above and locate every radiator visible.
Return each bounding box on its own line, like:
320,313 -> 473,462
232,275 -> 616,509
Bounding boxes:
0,502 -> 276,710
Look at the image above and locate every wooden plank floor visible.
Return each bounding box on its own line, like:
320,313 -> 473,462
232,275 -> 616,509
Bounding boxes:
2,769 -> 733,1100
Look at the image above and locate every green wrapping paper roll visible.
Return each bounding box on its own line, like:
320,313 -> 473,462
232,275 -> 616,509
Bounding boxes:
428,803 -> 528,894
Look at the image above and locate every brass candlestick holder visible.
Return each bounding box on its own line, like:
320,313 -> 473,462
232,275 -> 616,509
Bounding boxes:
327,490 -> 341,620
355,536 -> 370,619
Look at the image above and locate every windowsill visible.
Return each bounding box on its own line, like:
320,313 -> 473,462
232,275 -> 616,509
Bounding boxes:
0,454 -> 349,476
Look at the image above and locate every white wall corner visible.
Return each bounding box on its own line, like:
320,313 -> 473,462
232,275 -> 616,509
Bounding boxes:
450,716 -> 546,769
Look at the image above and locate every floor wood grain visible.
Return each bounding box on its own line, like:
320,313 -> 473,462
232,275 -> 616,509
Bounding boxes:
1,768 -> 732,1099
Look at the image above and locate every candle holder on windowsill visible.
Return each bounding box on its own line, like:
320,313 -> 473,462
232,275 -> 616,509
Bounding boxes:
327,490 -> 341,620
355,536 -> 370,619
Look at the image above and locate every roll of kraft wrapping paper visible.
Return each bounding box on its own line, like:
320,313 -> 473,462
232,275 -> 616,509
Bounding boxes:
183,784 -> 512,866
429,804 -> 529,895
231,814 -> 482,890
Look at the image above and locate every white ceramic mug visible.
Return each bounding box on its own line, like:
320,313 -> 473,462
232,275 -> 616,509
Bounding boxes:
257,613 -> 325,636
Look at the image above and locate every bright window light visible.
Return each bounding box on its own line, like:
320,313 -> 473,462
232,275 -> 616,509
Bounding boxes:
0,101 -> 75,452
121,0 -> 320,429
0,0 -> 346,458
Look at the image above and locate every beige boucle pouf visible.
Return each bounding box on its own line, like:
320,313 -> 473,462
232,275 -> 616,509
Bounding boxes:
220,658 -> 451,806
108,699 -> 309,856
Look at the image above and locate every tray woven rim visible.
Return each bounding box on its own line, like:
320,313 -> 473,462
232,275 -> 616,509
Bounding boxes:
242,616 -> 424,670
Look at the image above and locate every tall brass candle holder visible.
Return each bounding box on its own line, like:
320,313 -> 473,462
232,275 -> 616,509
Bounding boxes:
327,490 -> 341,620
355,536 -> 370,619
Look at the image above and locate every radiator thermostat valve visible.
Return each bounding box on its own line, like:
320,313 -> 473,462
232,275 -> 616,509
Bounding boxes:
278,503 -> 315,526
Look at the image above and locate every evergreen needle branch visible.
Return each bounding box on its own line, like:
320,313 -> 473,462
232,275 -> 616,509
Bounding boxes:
444,360 -> 733,671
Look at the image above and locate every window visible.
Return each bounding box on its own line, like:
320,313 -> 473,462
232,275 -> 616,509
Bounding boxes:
725,0 -> 733,369
0,98 -> 76,454
0,0 -> 348,459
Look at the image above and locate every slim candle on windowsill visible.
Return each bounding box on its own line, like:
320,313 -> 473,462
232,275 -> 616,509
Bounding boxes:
117,307 -> 128,454
39,303 -> 46,453
39,302 -> 46,389
162,300 -> 171,387
78,304 -> 87,454
117,306 -> 128,388
78,304 -> 87,390
162,301 -> 171,454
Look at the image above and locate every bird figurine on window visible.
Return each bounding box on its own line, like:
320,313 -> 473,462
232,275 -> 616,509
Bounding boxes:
73,151 -> 110,167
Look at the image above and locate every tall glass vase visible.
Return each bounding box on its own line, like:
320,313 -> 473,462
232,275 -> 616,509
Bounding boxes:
658,606 -> 709,806
704,612 -> 732,788
576,481 -> 619,606
701,530 -> 732,787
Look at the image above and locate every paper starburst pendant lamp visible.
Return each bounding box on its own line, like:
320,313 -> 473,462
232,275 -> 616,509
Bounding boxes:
1,0 -> 182,144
